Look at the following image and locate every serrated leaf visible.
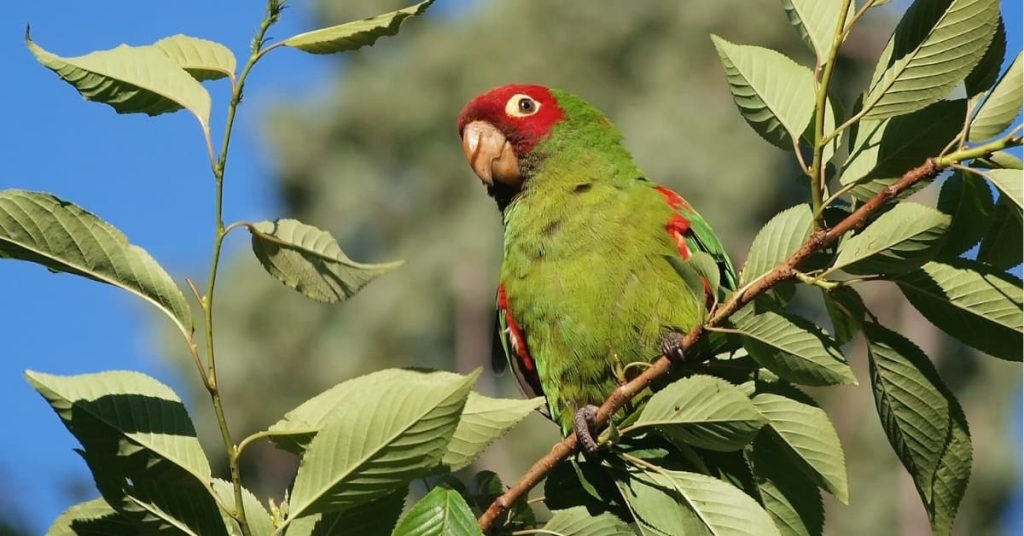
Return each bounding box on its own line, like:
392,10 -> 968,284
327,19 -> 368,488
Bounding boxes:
978,196 -> 1023,269
152,34 -> 236,82
542,507 -> 635,536
740,204 -> 813,287
750,435 -> 824,536
821,286 -> 866,345
895,258 -> 1022,360
27,31 -> 211,127
711,36 -> 816,149
544,460 -> 630,518
752,393 -> 848,504
731,307 -> 856,386
781,0 -> 857,65
861,0 -> 1000,120
249,219 -> 402,304
618,467 -> 780,536
970,51 -> 1022,141
937,172 -> 995,257
831,202 -> 950,274
0,190 -> 193,342
285,369 -> 477,520
285,488 -> 407,536
631,375 -> 766,452
392,487 -> 481,536
979,151 -> 1023,170
47,498 -> 132,536
964,17 -> 1006,96
281,0 -> 434,54
863,324 -> 972,532
26,370 -> 225,536
268,369 -> 466,454
840,100 -> 965,202
212,479 -> 274,536
976,168 -> 1023,209
441,392 -> 543,471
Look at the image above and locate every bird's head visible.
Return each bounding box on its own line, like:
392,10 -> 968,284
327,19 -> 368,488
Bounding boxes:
458,84 -> 629,208
457,84 -> 565,190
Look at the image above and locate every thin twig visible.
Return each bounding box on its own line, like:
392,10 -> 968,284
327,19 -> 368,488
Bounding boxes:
809,0 -> 854,227
477,133 -> 1021,533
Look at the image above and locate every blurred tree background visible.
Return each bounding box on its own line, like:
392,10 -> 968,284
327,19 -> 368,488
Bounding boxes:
156,1 -> 1020,534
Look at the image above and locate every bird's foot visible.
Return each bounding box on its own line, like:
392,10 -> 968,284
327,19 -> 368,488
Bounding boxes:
572,404 -> 601,454
660,331 -> 687,362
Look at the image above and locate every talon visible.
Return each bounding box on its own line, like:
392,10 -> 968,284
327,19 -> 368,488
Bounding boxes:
661,331 -> 687,362
572,405 -> 600,454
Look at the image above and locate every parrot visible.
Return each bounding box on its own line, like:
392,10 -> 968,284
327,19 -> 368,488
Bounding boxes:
457,84 -> 737,452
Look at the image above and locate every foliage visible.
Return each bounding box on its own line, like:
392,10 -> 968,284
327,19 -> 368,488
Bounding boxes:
2,0 -> 1019,535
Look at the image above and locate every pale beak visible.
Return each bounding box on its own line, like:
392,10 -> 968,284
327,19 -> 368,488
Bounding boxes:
461,120 -> 522,186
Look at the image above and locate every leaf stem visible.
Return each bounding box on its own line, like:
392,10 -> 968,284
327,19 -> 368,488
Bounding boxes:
197,3 -> 281,535
809,0 -> 854,228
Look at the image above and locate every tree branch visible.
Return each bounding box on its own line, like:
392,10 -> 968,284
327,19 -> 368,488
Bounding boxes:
478,133 -> 1021,532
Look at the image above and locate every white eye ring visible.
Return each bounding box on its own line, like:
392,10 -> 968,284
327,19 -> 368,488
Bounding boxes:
505,94 -> 541,117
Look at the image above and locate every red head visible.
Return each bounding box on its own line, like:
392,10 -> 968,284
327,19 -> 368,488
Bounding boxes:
457,84 -> 566,192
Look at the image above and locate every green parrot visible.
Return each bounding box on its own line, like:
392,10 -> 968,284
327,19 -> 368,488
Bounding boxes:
457,84 -> 737,451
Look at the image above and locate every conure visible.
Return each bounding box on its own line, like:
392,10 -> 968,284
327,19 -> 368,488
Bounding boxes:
457,84 -> 737,452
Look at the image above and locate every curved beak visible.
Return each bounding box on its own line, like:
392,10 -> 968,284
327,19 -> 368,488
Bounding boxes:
461,120 -> 522,186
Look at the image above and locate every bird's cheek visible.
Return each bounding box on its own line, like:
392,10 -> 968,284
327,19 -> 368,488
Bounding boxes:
461,120 -> 522,187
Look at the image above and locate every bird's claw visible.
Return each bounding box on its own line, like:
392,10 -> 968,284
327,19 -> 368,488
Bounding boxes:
573,404 -> 601,454
660,331 -> 687,362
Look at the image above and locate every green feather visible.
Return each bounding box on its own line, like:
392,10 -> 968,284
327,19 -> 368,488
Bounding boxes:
494,89 -> 736,432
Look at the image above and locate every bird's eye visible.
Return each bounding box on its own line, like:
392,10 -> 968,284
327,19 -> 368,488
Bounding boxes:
506,94 -> 541,117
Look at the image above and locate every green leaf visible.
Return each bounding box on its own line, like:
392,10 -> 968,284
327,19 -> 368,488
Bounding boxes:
781,0 -> 857,65
26,31 -> 211,127
979,151 -> 1023,170
710,36 -> 816,149
937,172 -> 996,257
281,0 -> 434,54
285,488 -> 407,536
212,480 -> 275,536
544,460 -> 629,518
618,466 -> 780,536
750,435 -> 824,536
860,0 -> 1000,119
978,196 -> 1022,269
964,16 -> 1006,96
895,258 -> 1022,360
739,204 -> 813,287
249,219 -> 402,304
864,323 -> 972,533
0,190 -> 193,342
285,369 -> 477,520
541,507 -> 635,536
976,168 -> 1023,209
441,392 -> 544,471
26,370 -> 226,536
47,498 -> 133,536
268,368 -> 467,454
840,99 -> 965,202
831,202 -> 950,274
152,34 -> 237,82
821,286 -> 866,345
969,51 -> 1023,141
630,375 -> 766,451
752,393 -> 848,504
731,307 -> 856,386
392,487 -> 481,536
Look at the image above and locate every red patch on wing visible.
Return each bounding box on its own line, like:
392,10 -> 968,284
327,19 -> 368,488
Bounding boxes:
457,84 -> 567,154
497,285 -> 535,373
657,186 -> 694,259
655,185 -> 693,211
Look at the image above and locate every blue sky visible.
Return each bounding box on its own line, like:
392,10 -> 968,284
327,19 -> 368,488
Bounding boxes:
0,1 -> 1020,533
